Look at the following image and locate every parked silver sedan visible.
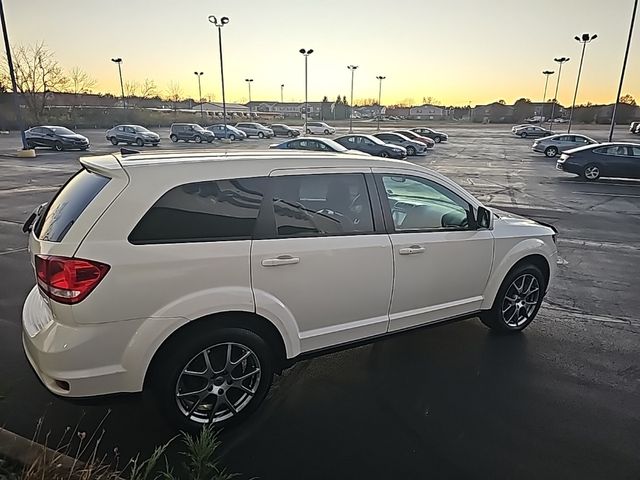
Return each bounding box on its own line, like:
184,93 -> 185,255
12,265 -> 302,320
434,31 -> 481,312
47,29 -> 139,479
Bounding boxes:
532,134 -> 597,157
513,125 -> 554,138
373,132 -> 428,156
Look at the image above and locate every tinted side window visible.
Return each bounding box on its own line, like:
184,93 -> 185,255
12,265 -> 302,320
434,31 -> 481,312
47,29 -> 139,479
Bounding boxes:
272,174 -> 374,237
129,177 -> 265,244
36,170 -> 110,242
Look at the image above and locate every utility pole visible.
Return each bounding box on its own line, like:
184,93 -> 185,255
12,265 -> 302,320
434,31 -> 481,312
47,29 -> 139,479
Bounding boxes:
568,33 -> 597,133
376,75 -> 385,131
194,71 -> 204,120
549,57 -> 570,130
347,65 -> 358,133
540,70 -> 554,125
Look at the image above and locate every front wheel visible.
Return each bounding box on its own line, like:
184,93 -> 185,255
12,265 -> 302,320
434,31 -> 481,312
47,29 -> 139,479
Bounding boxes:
583,163 -> 600,181
258,132 -> 265,139
379,151 -> 389,158
434,136 -> 441,143
229,134 -> 236,141
194,135 -> 202,143
306,129 -> 311,135
170,135 -> 178,143
406,146 -> 416,156
480,264 -> 546,332
544,146 -> 558,157
53,141 -> 64,151
136,138 -> 144,147
324,129 -> 330,135
153,327 -> 274,431
109,137 -> 119,146
288,131 -> 294,137
520,132 -> 528,138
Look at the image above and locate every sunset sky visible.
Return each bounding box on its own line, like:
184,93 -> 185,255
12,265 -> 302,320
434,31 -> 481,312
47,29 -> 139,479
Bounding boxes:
4,0 -> 639,106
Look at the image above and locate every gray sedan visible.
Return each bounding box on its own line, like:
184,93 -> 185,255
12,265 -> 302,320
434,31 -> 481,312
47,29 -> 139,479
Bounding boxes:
532,134 -> 597,157
373,132 -> 428,156
513,125 -> 554,138
106,125 -> 160,146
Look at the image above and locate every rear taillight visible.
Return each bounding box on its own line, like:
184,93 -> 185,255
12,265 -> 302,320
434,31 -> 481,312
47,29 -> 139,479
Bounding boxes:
35,255 -> 109,304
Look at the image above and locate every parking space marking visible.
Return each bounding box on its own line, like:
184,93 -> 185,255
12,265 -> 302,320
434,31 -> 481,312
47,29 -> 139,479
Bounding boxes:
0,247 -> 27,256
0,185 -> 60,194
558,237 -> 640,252
571,191 -> 640,198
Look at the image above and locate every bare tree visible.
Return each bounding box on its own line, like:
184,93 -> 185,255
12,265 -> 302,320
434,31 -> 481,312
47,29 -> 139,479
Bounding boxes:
620,93 -> 636,106
124,80 -> 139,98
167,81 -> 183,110
140,78 -> 158,99
68,66 -> 96,96
1,42 -> 69,121
423,96 -> 442,106
204,91 -> 216,103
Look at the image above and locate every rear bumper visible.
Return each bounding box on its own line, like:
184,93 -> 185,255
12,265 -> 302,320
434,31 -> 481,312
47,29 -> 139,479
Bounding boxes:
21,286 -> 146,397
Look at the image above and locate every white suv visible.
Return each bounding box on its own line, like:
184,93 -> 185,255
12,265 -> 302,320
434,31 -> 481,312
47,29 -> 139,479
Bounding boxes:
306,121 -> 336,135
22,151 -> 557,430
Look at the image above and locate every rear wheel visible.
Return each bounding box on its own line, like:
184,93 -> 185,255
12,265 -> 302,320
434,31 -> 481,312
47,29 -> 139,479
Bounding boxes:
406,146 -> 416,156
288,131 -> 294,137
136,138 -> 144,147
109,137 -> 119,146
53,141 -> 64,151
170,134 -> 178,143
583,163 -> 601,181
544,146 -> 558,157
480,264 -> 545,333
520,132 -> 528,138
153,326 -> 274,432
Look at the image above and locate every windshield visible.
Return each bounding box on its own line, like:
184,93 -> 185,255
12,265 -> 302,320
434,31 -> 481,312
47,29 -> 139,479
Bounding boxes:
192,125 -> 205,132
134,126 -> 151,133
49,127 -> 74,135
366,135 -> 386,145
324,139 -> 348,152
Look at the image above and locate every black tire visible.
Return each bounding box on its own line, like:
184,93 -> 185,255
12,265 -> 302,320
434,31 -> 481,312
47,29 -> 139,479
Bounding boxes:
170,134 -> 178,143
520,132 -> 528,138
207,139 -> 213,143
306,129 -> 311,134
406,145 -> 416,156
152,326 -> 274,432
194,135 -> 202,143
288,131 -> 294,137
229,134 -> 236,141
136,138 -> 144,147
109,137 -> 119,146
152,143 -> 159,147
544,146 -> 558,157
583,163 -> 601,181
258,132 -> 265,139
379,151 -> 389,158
324,129 -> 330,135
434,136 -> 442,143
53,141 -> 64,151
480,263 -> 546,333
25,140 -> 35,149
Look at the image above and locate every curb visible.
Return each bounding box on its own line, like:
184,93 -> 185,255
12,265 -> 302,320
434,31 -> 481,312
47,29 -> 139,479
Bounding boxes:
0,426 -> 78,471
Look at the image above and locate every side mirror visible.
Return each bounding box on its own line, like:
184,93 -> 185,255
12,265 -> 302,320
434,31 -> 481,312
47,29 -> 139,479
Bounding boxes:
476,206 -> 492,229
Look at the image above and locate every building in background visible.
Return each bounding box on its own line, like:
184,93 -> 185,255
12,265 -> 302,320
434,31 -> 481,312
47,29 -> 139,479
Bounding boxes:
408,104 -> 445,120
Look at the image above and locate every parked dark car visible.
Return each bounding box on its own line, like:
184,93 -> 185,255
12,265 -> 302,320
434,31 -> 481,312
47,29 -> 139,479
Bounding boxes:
394,130 -> 435,148
205,124 -> 247,140
411,127 -> 448,143
270,124 -> 301,137
25,126 -> 89,151
269,137 -> 364,155
169,123 -> 215,143
556,143 -> 640,180
106,125 -> 160,146
334,134 -> 407,158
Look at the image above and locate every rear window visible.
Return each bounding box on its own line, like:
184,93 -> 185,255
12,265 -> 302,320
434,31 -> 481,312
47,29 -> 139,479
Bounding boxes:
35,170 -> 110,242
129,177 -> 265,244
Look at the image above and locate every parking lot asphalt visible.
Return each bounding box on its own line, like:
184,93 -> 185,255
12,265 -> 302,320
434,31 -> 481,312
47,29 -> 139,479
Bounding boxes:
0,123 -> 639,479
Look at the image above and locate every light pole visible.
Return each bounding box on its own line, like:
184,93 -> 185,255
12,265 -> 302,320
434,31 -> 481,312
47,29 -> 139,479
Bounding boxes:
208,15 -> 229,132
347,65 -> 358,133
548,57 -> 569,129
299,48 -> 314,133
281,84 -> 284,103
609,0 -> 638,141
245,78 -> 253,119
111,58 -> 125,110
0,0 -> 26,149
468,100 -> 472,121
194,71 -> 204,120
376,75 -> 385,131
568,33 -> 597,133
540,70 -> 554,125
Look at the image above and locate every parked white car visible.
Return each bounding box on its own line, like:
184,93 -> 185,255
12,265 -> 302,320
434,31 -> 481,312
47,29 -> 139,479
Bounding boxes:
305,121 -> 336,135
22,150 -> 557,430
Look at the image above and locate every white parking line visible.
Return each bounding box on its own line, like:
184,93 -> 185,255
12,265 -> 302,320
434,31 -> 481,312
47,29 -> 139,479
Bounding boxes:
558,237 -> 640,252
571,191 -> 640,198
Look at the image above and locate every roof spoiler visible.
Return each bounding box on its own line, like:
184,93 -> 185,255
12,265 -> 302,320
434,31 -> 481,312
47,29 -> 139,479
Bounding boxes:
79,154 -> 128,179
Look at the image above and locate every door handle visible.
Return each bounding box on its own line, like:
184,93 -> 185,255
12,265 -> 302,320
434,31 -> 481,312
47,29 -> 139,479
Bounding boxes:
399,245 -> 425,255
261,255 -> 300,267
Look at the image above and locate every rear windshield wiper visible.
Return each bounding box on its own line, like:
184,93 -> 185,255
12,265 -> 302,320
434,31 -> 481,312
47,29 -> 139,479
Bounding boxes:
22,202 -> 47,234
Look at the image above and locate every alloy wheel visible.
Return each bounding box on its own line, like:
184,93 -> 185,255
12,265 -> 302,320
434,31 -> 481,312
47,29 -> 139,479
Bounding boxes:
175,342 -> 261,425
584,165 -> 600,180
501,274 -> 540,328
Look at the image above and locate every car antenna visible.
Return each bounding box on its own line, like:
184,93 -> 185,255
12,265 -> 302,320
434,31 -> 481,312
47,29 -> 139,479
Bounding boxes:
120,147 -> 140,156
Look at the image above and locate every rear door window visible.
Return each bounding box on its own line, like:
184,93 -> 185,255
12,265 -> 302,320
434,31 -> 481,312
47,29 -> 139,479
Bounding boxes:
129,177 -> 266,244
35,170 -> 110,242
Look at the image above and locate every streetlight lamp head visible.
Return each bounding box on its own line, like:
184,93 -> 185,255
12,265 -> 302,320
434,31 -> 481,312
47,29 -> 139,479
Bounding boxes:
299,48 -> 306,54
221,16 -> 229,24
208,15 -> 217,24
307,49 -> 314,54
543,70 -> 554,75
591,34 -> 598,40
582,33 -> 590,41
111,58 -> 122,63
574,36 -> 581,41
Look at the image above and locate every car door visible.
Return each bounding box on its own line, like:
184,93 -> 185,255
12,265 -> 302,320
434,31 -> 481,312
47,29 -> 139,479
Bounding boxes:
373,168 -> 494,331
39,127 -> 54,147
630,146 -> 640,178
122,126 -> 135,143
358,137 -> 377,155
555,135 -> 571,151
251,169 -> 393,353
28,127 -> 44,146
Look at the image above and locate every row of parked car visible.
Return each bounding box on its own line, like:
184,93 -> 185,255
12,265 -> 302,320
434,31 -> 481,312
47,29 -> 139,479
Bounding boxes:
512,124 -> 640,181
